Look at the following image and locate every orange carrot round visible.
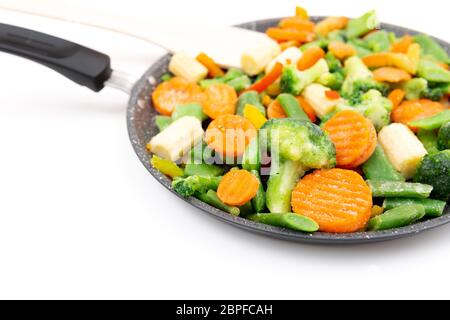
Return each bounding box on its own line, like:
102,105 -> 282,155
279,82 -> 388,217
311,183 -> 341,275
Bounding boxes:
203,83 -> 237,119
323,110 -> 377,168
246,63 -> 283,93
291,169 -> 372,233
196,52 -> 225,78
217,169 -> 260,206
296,96 -> 317,122
373,67 -> 412,83
328,41 -> 356,60
392,99 -> 446,132
388,89 -> 406,108
391,35 -> 413,53
152,77 -> 203,116
279,17 -> 315,32
297,46 -> 326,71
205,114 -> 257,158
266,27 -> 315,43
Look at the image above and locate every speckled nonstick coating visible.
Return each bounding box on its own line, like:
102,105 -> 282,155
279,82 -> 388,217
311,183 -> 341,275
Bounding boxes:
127,17 -> 450,244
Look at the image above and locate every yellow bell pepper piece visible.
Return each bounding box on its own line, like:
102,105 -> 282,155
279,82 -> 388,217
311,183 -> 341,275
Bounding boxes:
151,156 -> 184,179
243,104 -> 268,129
295,6 -> 309,20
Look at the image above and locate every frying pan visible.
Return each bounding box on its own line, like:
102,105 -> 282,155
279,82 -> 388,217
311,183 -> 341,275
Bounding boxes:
0,17 -> 448,244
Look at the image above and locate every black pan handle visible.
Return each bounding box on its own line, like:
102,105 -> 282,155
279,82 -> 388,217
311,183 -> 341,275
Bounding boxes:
0,23 -> 112,92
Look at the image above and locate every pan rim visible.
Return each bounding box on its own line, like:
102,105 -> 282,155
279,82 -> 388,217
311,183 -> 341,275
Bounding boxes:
126,17 -> 450,244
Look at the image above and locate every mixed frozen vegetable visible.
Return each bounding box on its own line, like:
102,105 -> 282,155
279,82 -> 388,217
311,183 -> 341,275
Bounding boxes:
147,7 -> 449,234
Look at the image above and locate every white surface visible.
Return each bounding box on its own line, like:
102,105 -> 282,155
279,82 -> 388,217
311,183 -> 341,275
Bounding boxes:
0,0 -> 449,300
0,0 -> 280,69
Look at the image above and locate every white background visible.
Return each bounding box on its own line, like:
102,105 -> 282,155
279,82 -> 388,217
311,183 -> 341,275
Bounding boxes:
0,0 -> 448,300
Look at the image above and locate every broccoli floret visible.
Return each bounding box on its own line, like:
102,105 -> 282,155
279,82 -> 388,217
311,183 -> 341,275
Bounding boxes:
347,80 -> 390,105
318,72 -> 345,91
353,89 -> 393,131
260,119 -> 336,213
341,56 -> 388,101
172,175 -> 222,197
437,121 -> 450,150
325,52 -> 343,73
414,150 -> 450,201
422,82 -> 450,101
401,78 -> 428,100
262,119 -> 336,169
280,60 -> 329,95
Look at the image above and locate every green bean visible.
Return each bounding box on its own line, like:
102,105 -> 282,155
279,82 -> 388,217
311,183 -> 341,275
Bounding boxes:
184,163 -> 224,177
367,180 -> 433,199
172,103 -> 207,122
409,110 -> 450,130
226,75 -> 251,92
362,145 -> 405,181
248,213 -> 319,233
367,205 -> 426,231
199,78 -> 224,89
417,129 -> 440,155
437,121 -> 450,150
413,35 -> 450,64
236,91 -> 266,116
251,170 -> 266,213
196,190 -> 240,216
277,93 -> 309,121
242,138 -> 260,171
417,59 -> 450,83
239,201 -> 254,217
383,198 -> 446,218
155,116 -> 172,132
161,73 -> 173,81
222,68 -> 245,82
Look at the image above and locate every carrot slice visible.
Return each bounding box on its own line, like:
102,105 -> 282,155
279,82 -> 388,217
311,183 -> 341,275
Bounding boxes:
152,77 -> 204,116
388,89 -> 406,108
267,100 -> 287,119
323,110 -> 377,168
349,126 -> 377,168
203,83 -> 237,120
217,169 -> 260,206
362,52 -> 417,74
279,17 -> 315,32
297,46 -> 326,71
246,63 -> 283,93
391,35 -> 413,53
196,52 -> 225,78
392,99 -> 446,132
328,41 -> 356,60
296,96 -> 317,122
373,67 -> 412,83
325,90 -> 341,100
266,27 -> 315,43
315,16 -> 350,37
291,169 -> 372,233
205,114 -> 257,158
